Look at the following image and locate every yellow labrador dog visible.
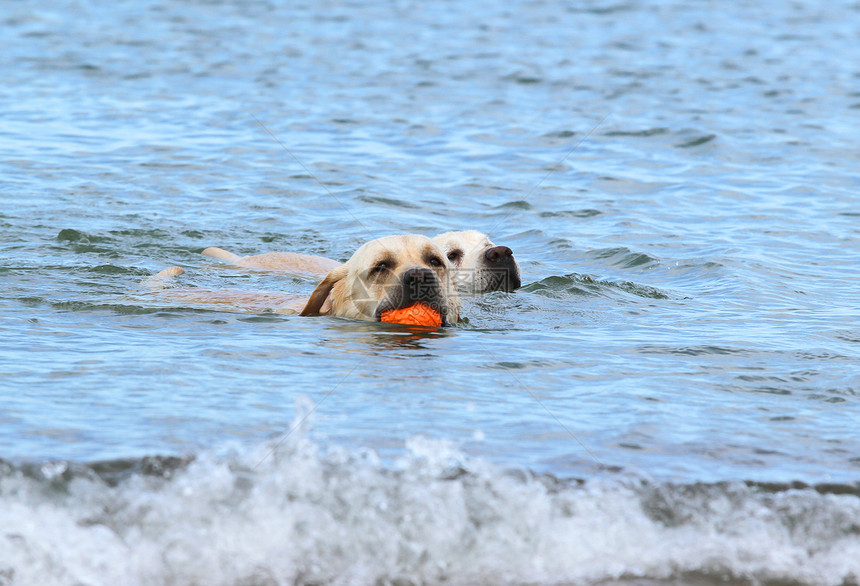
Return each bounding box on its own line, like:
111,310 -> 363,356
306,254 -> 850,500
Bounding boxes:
149,234 -> 460,325
202,230 -> 521,295
432,230 -> 521,294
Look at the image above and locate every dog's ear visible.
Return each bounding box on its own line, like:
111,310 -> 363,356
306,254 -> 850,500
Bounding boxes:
300,265 -> 348,316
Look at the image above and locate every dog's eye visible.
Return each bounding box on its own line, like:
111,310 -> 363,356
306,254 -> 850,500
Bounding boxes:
369,261 -> 391,276
429,256 -> 443,268
447,250 -> 463,263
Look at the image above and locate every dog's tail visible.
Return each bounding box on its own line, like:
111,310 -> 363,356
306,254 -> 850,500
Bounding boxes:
144,266 -> 185,290
202,247 -> 240,263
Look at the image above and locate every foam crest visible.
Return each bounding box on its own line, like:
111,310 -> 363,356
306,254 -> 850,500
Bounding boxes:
1,433 -> 859,586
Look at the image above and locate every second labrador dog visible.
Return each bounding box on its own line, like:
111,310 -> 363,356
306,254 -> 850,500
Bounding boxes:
150,234 -> 460,325
202,230 -> 521,294
432,230 -> 521,294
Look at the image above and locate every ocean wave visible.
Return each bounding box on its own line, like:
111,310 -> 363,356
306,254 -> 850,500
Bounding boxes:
1,430 -> 858,586
523,272 -> 670,301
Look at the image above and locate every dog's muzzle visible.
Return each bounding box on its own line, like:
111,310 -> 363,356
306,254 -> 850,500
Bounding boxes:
483,246 -> 521,291
377,267 -> 450,325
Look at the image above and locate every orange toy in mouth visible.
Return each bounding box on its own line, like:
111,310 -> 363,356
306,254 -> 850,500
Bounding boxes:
380,302 -> 442,327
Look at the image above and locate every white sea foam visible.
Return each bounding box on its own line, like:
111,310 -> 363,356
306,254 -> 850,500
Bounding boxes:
1,430 -> 859,586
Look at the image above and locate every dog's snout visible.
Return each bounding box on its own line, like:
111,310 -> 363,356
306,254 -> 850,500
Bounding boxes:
388,266 -> 446,316
481,245 -> 521,291
485,245 -> 513,264
402,267 -> 436,292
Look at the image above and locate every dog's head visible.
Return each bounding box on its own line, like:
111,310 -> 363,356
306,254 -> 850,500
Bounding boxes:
300,234 -> 460,325
432,230 -> 521,295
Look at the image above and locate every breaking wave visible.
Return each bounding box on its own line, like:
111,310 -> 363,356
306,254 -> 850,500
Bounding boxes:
2,426 -> 858,586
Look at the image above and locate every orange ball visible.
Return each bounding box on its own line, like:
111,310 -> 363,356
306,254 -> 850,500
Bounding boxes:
380,302 -> 442,327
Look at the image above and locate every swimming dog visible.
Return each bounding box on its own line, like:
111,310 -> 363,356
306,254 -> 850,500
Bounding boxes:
149,234 -> 460,324
202,230 -> 521,295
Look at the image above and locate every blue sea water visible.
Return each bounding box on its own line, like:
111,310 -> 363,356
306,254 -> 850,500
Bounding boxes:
2,0 -> 860,584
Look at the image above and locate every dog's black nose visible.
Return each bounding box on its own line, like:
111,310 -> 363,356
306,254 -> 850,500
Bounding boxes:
485,246 -> 513,264
403,267 -> 435,284
402,267 -> 439,302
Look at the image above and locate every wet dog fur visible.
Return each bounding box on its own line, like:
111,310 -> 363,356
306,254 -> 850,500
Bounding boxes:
202,230 -> 520,295
149,234 -> 460,324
